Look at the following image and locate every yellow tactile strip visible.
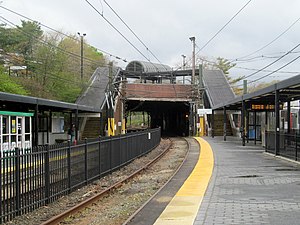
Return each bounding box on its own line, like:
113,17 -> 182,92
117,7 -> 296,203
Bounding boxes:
154,137 -> 214,225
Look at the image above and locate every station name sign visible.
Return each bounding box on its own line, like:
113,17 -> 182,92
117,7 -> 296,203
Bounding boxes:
251,104 -> 283,110
197,108 -> 212,115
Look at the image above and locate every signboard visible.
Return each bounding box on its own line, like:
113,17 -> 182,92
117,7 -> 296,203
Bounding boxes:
197,109 -> 212,116
251,104 -> 283,110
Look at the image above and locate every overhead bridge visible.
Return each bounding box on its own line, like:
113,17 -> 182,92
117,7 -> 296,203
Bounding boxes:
73,60 -> 235,138
124,83 -> 193,136
119,60 -> 235,137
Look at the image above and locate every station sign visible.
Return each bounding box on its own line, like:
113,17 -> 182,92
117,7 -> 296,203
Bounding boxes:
197,108 -> 212,115
251,104 -> 283,111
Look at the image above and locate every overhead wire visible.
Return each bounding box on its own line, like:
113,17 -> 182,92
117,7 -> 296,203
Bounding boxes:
0,16 -> 108,70
231,16 -> 300,62
3,52 -> 117,92
196,0 -> 252,54
0,5 -> 128,63
172,0 -> 252,73
84,0 -> 156,67
0,17 -> 118,86
241,42 -> 300,80
247,55 -> 300,84
102,0 -> 169,71
191,56 -> 300,89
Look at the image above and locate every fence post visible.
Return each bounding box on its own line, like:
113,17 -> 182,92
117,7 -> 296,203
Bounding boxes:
119,135 -> 122,166
15,148 -> 21,216
85,138 -> 88,184
126,134 -> 128,164
0,151 -> 2,223
44,144 -> 50,205
98,136 -> 101,178
295,133 -> 298,161
67,141 -> 71,193
110,136 -> 112,172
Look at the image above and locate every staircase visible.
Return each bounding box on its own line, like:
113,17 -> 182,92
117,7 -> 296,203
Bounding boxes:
213,114 -> 233,136
81,117 -> 101,139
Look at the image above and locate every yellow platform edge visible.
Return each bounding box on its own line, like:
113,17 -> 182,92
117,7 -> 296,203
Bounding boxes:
154,137 -> 214,225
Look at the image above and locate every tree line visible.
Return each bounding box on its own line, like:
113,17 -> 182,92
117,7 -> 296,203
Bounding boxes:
0,20 -> 107,102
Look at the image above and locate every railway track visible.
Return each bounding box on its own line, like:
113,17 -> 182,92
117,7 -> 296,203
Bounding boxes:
40,137 -> 187,225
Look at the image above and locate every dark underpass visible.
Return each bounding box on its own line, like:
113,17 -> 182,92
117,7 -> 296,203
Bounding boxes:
126,100 -> 190,136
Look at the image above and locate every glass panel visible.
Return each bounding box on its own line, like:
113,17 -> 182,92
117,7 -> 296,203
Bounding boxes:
11,135 -> 16,150
11,116 -> 16,134
18,117 -> 22,134
249,112 -> 254,124
25,117 -> 30,133
25,134 -> 30,141
256,113 -> 262,124
256,126 -> 261,140
248,125 -> 255,139
25,134 -> 31,149
2,116 -> 9,134
17,136 -> 22,148
2,135 -> 9,151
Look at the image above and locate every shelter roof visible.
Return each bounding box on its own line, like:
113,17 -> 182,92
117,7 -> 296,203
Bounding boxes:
0,91 -> 100,113
213,73 -> 300,110
126,60 -> 171,73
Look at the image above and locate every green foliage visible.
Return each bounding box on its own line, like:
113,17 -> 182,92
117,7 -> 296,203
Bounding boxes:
0,20 -> 107,102
0,66 -> 28,95
215,57 -> 236,75
248,80 -> 279,93
16,21 -> 43,57
214,57 -> 243,95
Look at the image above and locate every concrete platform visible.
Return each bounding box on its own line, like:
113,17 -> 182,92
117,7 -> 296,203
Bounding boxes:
126,137 -> 200,225
127,136 -> 300,225
195,136 -> 300,225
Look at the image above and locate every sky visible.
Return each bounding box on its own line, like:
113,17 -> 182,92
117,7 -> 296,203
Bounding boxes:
1,0 -> 300,85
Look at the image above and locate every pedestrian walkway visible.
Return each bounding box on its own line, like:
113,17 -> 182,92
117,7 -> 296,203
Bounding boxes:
154,137 -> 213,225
126,137 -> 201,225
195,136 -> 300,225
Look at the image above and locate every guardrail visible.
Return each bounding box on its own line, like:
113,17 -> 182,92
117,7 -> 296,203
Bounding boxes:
265,131 -> 299,161
0,128 -> 161,223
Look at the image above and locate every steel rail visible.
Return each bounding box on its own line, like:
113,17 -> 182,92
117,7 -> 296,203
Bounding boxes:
41,138 -> 173,225
123,137 -> 191,224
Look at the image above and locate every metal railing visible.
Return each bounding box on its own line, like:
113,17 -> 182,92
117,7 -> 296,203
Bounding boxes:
265,131 -> 299,161
0,128 -> 161,223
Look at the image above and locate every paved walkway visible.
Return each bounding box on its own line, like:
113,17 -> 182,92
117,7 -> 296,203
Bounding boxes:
195,136 -> 300,225
127,138 -> 200,225
154,137 -> 213,224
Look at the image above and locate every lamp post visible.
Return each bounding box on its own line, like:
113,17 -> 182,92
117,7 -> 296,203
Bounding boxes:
181,54 -> 186,70
189,36 -> 195,85
77,32 -> 86,80
181,54 -> 186,84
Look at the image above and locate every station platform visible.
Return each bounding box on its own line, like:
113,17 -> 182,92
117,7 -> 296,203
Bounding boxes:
127,136 -> 300,225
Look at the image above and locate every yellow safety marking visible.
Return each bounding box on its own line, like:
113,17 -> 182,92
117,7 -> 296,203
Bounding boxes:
154,137 -> 214,225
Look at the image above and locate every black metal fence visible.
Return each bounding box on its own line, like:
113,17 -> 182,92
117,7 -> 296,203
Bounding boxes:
265,131 -> 299,161
0,128 -> 161,223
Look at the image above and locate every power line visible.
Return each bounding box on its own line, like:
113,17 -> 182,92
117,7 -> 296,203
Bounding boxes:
241,42 -> 300,80
84,0 -> 155,66
247,55 -> 300,84
102,0 -> 168,71
0,16 -> 118,83
0,5 -> 128,63
234,65 -> 300,74
172,0 -> 252,72
3,52 -> 116,92
196,0 -> 252,54
0,16 -> 106,67
231,16 -> 300,62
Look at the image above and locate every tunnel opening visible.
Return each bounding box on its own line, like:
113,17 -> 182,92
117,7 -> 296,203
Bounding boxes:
125,100 -> 190,136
